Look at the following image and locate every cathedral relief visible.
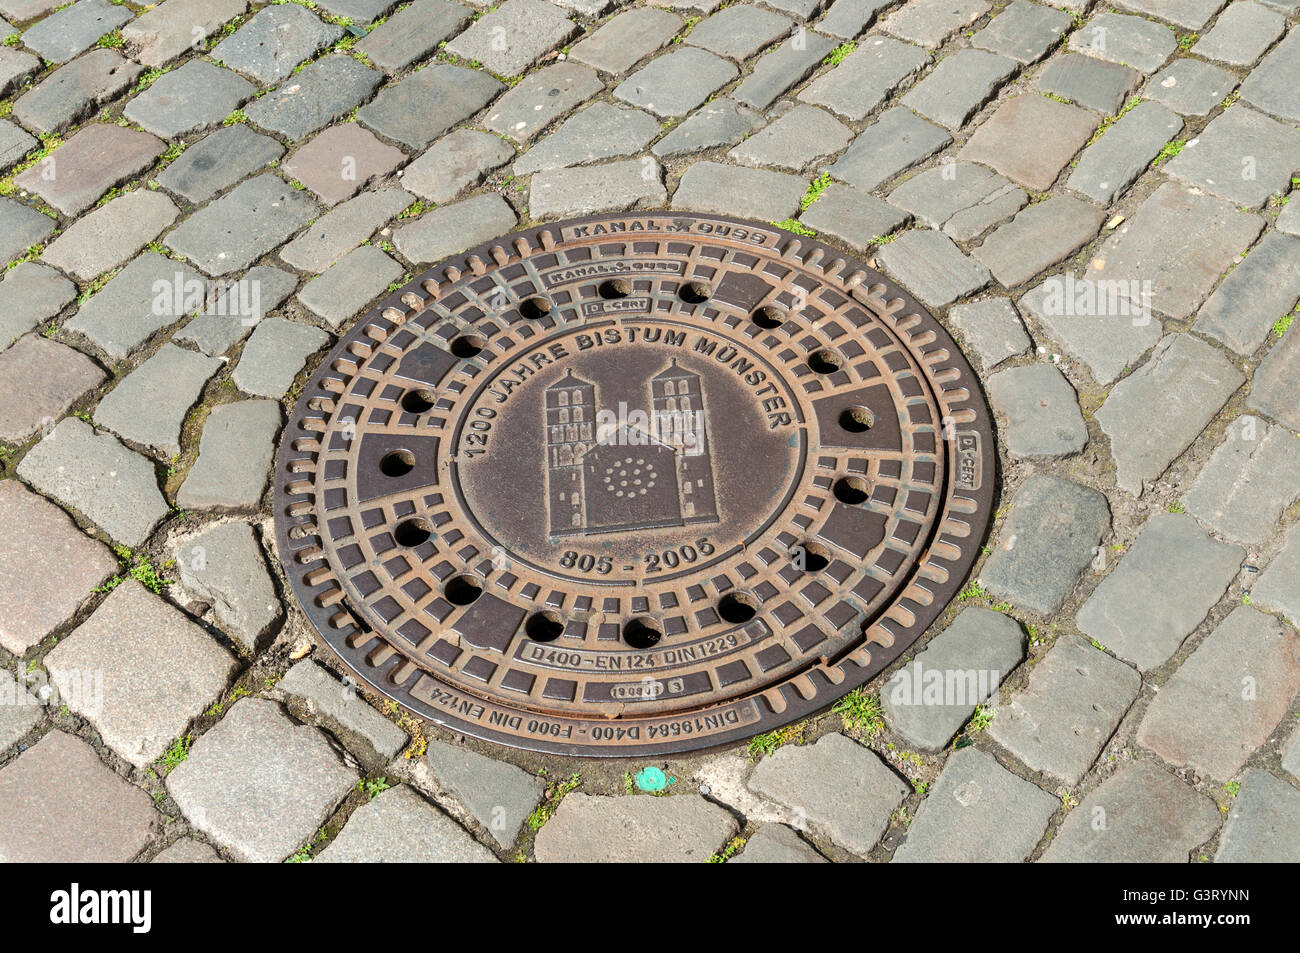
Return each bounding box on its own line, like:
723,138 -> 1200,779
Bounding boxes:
546,360 -> 720,537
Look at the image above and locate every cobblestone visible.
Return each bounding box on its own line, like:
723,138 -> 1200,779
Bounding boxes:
1038,53 -> 1142,115
570,6 -> 680,74
534,792 -> 738,863
1095,333 -> 1246,494
614,47 -> 737,118
888,162 -> 1025,242
46,579 -> 239,768
1167,106 -> 1300,209
1115,0 -> 1228,30
979,473 -> 1110,614
278,124 -> 406,207
483,63 -> 603,144
651,99 -> 762,158
155,124 -> 285,204
355,0 -> 472,74
0,480 -> 117,656
732,31 -> 835,111
515,103 -> 659,176
880,0 -> 989,48
1249,319 -> 1300,432
20,0 -> 132,65
16,123 -> 163,217
92,343 -> 220,458
317,786 -> 495,863
1076,512 -> 1244,671
13,48 -> 142,135
0,334 -> 104,444
1252,523 -> 1300,625
988,635 -> 1141,785
64,252 -> 203,359
1194,233 -> 1300,356
167,698 -> 358,863
874,228 -> 991,308
1215,770 -> 1300,862
1239,25 -> 1300,121
881,607 -> 1024,750
972,0 -> 1073,64
245,55 -> 382,142
1144,57 -> 1238,116
986,364 -> 1089,459
829,107 -> 951,192
748,733 -> 908,857
798,34 -> 927,121
0,198 -> 56,266
946,297 -> 1031,369
423,740 -> 544,847
532,158 -> 667,218
0,120 -> 34,172
280,187 -> 414,272
167,174 -> 319,277
0,263 -> 75,350
0,731 -> 158,863
358,64 -> 503,151
975,195 -> 1105,289
959,94 -> 1098,191
1196,2 -> 1287,66
731,823 -> 825,863
211,3 -> 343,85
0,671 -> 42,755
798,184 -> 908,250
893,748 -> 1057,862
1068,12 -> 1177,73
445,0 -> 576,77
41,190 -> 178,282
728,104 -> 852,172
393,193 -> 517,264
122,0 -> 249,69
176,265 -> 298,357
1182,418 -> 1300,545
685,4 -> 791,61
232,317 -> 331,399
152,838 -> 223,863
901,50 -> 1018,131
671,160 -> 805,221
1137,606 -> 1300,780
1067,100 -> 1183,206
298,245 -> 405,328
1041,763 -> 1219,862
279,660 -> 408,763
174,521 -> 282,653
177,399 -> 280,511
124,60 -> 256,139
817,0 -> 895,39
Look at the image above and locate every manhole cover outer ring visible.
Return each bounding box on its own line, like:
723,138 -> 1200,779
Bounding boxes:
273,212 -> 996,758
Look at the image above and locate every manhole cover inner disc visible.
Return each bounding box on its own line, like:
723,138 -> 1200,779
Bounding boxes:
274,213 -> 995,757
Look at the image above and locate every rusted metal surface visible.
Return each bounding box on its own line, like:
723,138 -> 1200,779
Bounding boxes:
274,213 -> 996,757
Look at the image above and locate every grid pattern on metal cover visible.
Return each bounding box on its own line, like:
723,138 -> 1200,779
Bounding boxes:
274,213 -> 996,757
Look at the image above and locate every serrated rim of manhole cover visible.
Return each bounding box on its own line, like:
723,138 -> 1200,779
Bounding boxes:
273,212 -> 995,758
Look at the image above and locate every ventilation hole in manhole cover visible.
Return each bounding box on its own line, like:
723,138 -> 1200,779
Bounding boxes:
274,213 -> 995,757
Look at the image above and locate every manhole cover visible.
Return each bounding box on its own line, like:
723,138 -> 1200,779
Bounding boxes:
274,213 -> 995,757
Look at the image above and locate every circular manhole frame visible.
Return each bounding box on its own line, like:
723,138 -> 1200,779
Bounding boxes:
273,212 -> 996,758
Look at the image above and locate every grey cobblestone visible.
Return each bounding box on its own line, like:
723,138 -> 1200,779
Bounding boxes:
424,739 -> 544,847
893,748 -> 1057,862
358,64 -> 503,151
155,125 -> 285,205
515,103 -> 659,176
1041,763 -> 1219,862
17,417 -> 169,547
1038,53 -> 1141,116
959,94 -> 1098,191
829,108 -> 952,192
1239,25 -> 1300,121
980,473 -> 1110,615
174,521 -> 283,653
122,0 -> 249,69
446,0 -> 576,77
65,252 -> 204,359
672,160 -> 805,221
41,190 -> 179,282
298,245 -> 405,328
1096,333 -> 1245,494
880,0 -> 989,48
733,823 -> 826,863
1144,58 -> 1238,116
0,198 -> 56,266
1167,106 -> 1300,209
651,99 -> 762,158
946,297 -> 1031,369
532,158 -> 667,218
279,187 -> 415,272
13,48 -> 142,136
1215,770 -> 1300,862
888,162 -> 1025,243
355,0 -> 472,74
1183,417 -> 1300,545
176,265 -> 298,357
972,0 -> 1072,64
1137,606 -> 1300,780
798,184 -> 908,250
1196,2 -> 1287,66
986,363 -> 1089,460
1248,320 -> 1300,432
177,399 -> 280,511
974,195 -> 1105,290
817,0 -> 895,40
881,606 -> 1024,750
167,174 -> 319,277
901,49 -> 1018,131
1115,0 -> 1228,30
124,60 -> 256,139
245,55 -> 382,142
748,733 -> 907,857
167,698 -> 358,864
0,670 -> 42,756
483,63 -> 602,144
406,130 -> 513,200
685,4 -> 791,61
93,343 -> 221,458
798,34 -> 927,121
570,6 -> 681,74
732,31 -> 835,111
1194,233 -> 1300,356
233,317 -> 331,399
211,3 -> 343,85
988,635 -> 1141,786
1068,12 -> 1177,73
15,123 -> 163,217
1251,523 -> 1300,625
46,579 -> 239,768
279,660 -> 409,762
1076,512 -> 1244,671
20,0 -> 132,65
317,786 -> 495,863
393,193 -> 517,263
535,792 -> 738,863
874,228 -> 991,308
1067,101 -> 1183,206
614,46 -> 737,118
728,104 -> 852,172
0,122 -> 34,176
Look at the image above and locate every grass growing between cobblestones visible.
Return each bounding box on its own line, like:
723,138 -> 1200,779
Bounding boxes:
93,545 -> 174,595
832,687 -> 884,739
527,772 -> 580,831
746,719 -> 808,759
708,836 -> 746,863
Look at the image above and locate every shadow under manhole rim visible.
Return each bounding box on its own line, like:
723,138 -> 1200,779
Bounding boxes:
272,211 -> 996,758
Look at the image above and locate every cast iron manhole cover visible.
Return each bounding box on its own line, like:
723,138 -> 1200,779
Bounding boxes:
274,213 -> 995,757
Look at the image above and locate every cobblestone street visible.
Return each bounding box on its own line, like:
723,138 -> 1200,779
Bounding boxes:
1,0 -> 1299,864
